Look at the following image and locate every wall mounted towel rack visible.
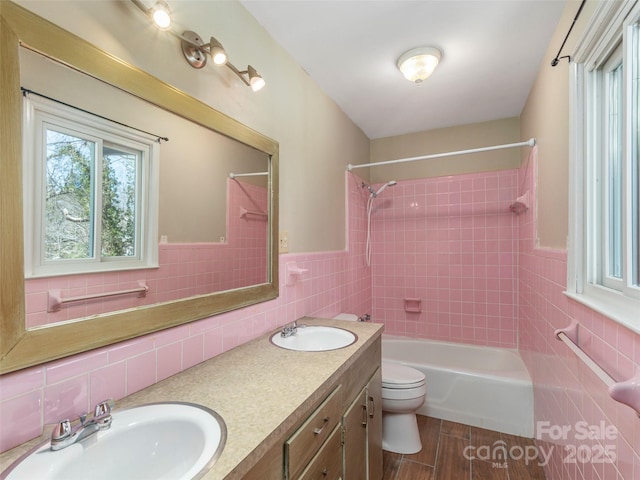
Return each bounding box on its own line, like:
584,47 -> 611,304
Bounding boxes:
228,171 -> 268,178
48,281 -> 149,312
240,207 -> 267,218
555,320 -> 640,417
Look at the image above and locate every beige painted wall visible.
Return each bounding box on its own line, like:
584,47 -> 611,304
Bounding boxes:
16,0 -> 370,253
369,117 -> 521,183
520,0 -> 599,249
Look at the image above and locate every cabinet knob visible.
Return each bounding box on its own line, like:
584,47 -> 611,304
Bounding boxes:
321,468 -> 329,476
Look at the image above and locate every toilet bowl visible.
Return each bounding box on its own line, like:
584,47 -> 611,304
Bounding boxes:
332,314 -> 427,454
381,361 -> 426,454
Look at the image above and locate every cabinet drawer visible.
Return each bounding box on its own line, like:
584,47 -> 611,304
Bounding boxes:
297,424 -> 342,480
286,385 -> 342,479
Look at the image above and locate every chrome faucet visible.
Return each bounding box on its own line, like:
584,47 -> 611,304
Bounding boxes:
281,320 -> 298,337
281,320 -> 306,337
50,399 -> 115,451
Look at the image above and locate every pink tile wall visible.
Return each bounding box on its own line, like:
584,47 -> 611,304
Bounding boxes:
517,148 -> 640,479
25,179 -> 268,328
365,170 -> 519,348
0,174 -> 371,454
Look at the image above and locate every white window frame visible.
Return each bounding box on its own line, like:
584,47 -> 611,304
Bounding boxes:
23,95 -> 159,278
567,0 -> 640,333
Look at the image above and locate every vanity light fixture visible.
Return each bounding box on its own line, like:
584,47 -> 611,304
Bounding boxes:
180,31 -> 265,91
397,47 -> 441,84
180,31 -> 228,69
129,0 -> 265,92
150,0 -> 172,29
130,0 -> 172,30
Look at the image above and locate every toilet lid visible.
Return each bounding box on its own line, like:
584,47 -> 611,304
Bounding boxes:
382,361 -> 426,389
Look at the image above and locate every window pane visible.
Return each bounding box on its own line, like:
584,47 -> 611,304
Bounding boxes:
101,145 -> 138,258
607,62 -> 623,279
45,128 -> 95,260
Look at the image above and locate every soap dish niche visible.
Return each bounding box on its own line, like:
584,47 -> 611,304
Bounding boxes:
404,298 -> 422,313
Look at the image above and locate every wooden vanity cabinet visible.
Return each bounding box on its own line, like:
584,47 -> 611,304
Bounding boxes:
365,368 -> 383,480
342,368 -> 382,480
242,336 -> 382,480
285,386 -> 343,479
297,425 -> 342,480
342,386 -> 367,480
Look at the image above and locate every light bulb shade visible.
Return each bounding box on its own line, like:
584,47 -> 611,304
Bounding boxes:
151,0 -> 172,29
397,47 -> 441,84
248,66 -> 265,92
209,37 -> 227,65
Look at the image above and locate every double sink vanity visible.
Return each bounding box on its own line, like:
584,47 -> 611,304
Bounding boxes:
0,318 -> 383,479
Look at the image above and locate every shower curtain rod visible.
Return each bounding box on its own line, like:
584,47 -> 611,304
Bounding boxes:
347,138 -> 536,171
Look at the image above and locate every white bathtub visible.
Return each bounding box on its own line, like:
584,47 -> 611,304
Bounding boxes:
382,335 -> 534,437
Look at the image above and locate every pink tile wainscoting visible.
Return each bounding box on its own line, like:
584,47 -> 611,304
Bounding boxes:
1,242 -> 371,454
518,148 -> 640,479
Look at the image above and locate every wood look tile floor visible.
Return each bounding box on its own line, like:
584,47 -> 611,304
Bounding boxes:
382,416 -> 547,480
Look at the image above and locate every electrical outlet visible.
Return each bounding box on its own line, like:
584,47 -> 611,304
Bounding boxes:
279,231 -> 289,253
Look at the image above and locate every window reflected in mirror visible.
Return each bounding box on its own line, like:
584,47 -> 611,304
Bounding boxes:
20,46 -> 270,328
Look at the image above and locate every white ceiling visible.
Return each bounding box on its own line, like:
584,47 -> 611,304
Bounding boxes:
240,0 -> 567,139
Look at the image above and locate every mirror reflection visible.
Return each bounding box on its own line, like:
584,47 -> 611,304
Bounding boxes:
0,1 -> 278,374
21,46 -> 270,328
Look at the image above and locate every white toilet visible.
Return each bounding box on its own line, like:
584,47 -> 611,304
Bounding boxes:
333,314 -> 427,454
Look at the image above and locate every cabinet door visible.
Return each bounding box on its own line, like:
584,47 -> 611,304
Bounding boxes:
342,387 -> 367,480
366,368 -> 383,480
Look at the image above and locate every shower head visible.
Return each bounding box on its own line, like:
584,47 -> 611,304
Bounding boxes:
373,180 -> 397,197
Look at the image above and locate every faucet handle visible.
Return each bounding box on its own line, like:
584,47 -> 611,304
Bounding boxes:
94,399 -> 115,419
51,419 -> 72,441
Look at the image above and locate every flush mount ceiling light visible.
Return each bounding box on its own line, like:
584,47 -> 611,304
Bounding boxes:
129,0 -> 265,92
397,47 -> 442,84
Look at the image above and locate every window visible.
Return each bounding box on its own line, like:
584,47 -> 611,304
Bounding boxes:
23,96 -> 159,277
568,0 -> 640,332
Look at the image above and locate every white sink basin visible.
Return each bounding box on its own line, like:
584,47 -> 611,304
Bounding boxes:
1,402 -> 226,480
270,325 -> 357,351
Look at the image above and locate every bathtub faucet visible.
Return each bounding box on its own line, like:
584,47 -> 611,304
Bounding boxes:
50,399 -> 115,451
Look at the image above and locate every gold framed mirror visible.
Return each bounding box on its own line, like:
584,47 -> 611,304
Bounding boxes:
0,2 -> 279,374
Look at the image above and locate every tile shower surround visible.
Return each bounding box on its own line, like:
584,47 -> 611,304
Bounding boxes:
365,170 -> 519,348
3,159 -> 639,480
